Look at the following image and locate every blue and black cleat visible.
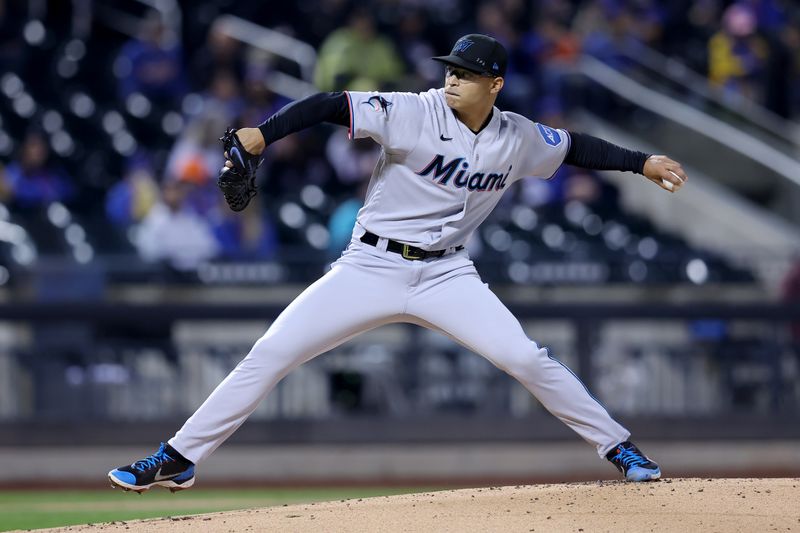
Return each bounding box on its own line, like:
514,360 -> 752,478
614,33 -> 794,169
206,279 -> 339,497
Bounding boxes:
606,441 -> 661,482
108,442 -> 195,493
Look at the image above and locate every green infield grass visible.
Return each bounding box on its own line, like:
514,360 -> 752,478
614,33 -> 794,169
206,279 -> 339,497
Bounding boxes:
0,487 -> 437,531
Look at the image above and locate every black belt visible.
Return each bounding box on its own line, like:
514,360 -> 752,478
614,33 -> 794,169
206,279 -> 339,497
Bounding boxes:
360,231 -> 463,260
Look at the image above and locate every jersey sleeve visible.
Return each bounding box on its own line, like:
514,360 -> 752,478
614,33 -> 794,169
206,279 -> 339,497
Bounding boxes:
345,91 -> 425,154
516,120 -> 570,179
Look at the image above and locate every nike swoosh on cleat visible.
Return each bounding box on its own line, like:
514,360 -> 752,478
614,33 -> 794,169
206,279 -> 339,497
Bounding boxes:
439,134 -> 452,141
153,467 -> 181,481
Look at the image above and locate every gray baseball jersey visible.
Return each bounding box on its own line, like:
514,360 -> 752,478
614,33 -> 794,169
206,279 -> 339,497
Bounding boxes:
346,88 -> 570,250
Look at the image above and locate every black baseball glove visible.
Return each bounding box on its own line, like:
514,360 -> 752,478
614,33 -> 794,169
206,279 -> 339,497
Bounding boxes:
218,127 -> 262,212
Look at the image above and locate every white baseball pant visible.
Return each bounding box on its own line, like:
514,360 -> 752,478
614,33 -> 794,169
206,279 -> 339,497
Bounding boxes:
170,237 -> 630,463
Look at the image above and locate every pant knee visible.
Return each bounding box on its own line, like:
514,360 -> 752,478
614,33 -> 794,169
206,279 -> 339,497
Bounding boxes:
242,336 -> 302,375
490,340 -> 546,376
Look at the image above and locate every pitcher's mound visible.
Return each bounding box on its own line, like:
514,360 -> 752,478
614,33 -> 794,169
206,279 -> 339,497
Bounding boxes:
43,478 -> 800,533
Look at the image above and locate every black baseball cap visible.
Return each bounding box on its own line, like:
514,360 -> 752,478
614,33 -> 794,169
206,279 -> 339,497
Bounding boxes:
432,34 -> 508,77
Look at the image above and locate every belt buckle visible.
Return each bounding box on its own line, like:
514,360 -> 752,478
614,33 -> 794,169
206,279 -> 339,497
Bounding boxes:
401,244 -> 424,260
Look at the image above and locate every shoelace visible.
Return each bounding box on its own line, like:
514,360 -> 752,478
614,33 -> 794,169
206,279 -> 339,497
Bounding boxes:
611,446 -> 649,469
132,442 -> 174,472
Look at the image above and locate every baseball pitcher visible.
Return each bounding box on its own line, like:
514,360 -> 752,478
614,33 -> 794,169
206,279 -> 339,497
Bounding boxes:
109,34 -> 686,492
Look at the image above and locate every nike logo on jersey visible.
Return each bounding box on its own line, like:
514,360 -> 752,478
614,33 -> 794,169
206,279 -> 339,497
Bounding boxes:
439,134 -> 452,141
154,467 -> 180,481
417,154 -> 511,192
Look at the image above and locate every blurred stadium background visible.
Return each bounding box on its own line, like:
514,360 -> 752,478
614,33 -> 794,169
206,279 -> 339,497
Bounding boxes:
1,0 -> 800,510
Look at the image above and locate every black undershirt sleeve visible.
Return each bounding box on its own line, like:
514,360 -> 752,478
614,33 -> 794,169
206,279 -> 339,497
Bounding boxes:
564,131 -> 650,174
257,91 -> 350,146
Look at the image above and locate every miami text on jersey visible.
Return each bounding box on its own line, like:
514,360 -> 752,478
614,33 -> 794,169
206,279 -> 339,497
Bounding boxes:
417,154 -> 512,192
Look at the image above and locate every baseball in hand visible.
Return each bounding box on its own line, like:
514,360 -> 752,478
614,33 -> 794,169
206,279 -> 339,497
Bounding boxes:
661,170 -> 682,191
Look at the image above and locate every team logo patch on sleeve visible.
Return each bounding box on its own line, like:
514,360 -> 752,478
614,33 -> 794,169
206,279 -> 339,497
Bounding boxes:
536,123 -> 562,147
363,95 -> 393,114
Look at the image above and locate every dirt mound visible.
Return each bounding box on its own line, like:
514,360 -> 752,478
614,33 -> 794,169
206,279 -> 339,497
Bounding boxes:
35,478 -> 800,533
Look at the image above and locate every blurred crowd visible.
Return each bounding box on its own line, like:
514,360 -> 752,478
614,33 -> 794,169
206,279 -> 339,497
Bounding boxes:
0,0 -> 797,273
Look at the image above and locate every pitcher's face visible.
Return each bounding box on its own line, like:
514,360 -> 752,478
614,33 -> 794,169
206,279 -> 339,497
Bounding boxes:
443,66 -> 503,111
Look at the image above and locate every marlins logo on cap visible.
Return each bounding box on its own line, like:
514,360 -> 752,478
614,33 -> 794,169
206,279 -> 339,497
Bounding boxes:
453,38 -> 475,53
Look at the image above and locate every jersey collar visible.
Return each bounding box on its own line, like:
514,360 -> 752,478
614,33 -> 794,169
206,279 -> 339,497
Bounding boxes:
452,105 -> 500,139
